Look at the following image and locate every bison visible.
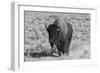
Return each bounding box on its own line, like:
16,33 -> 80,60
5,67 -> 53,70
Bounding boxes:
46,18 -> 73,56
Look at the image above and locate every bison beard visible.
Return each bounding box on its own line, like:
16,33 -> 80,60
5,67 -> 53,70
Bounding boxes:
47,19 -> 73,56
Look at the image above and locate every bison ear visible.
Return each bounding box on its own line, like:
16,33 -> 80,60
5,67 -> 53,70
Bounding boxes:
45,24 -> 47,28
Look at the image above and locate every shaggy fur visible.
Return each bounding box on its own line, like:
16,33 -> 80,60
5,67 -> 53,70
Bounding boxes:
47,18 -> 73,56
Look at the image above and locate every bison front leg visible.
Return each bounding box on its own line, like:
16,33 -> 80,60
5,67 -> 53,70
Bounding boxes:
57,47 -> 63,56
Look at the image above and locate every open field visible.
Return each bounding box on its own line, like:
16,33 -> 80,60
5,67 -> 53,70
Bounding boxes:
24,11 -> 90,62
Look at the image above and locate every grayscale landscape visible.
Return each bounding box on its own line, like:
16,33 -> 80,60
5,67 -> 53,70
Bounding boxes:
24,11 -> 90,62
